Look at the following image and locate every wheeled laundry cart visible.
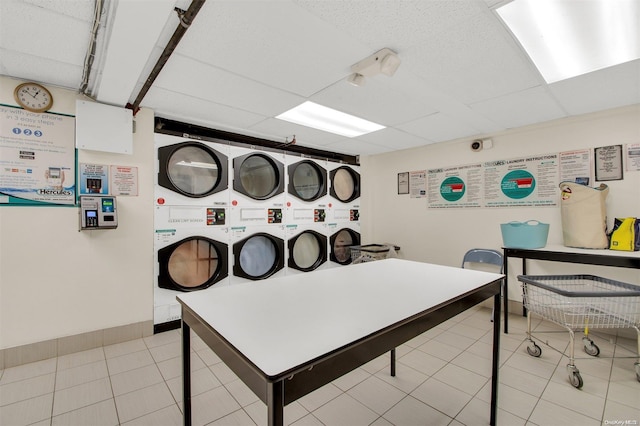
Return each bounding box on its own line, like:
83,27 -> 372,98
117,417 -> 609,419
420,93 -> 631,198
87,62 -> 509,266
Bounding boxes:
517,274 -> 640,388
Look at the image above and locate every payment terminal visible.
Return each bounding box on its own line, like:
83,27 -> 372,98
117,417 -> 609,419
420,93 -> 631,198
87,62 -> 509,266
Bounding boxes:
79,195 -> 118,230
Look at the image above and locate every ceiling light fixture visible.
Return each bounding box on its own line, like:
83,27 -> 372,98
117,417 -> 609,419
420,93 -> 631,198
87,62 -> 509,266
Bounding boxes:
497,0 -> 640,83
276,101 -> 385,138
346,48 -> 401,86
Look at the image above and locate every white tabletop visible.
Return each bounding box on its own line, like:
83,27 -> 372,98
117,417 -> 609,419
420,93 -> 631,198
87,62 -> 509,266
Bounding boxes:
178,259 -> 503,377
517,244 -> 640,259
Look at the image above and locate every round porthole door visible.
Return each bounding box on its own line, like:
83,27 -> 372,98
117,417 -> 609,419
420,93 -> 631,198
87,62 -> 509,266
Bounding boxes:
288,230 -> 327,272
288,160 -> 327,202
233,153 -> 284,200
233,233 -> 284,280
330,166 -> 360,203
158,237 -> 228,291
158,142 -> 228,197
330,228 -> 361,265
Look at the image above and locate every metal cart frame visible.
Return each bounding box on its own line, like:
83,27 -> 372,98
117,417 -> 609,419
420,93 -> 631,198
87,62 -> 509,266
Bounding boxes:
518,274 -> 640,388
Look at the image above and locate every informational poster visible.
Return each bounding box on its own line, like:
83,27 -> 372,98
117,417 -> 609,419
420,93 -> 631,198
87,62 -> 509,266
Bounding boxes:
627,143 -> 640,171
397,172 -> 409,194
0,106 -> 75,205
559,149 -> 592,185
427,163 -> 483,208
595,145 -> 624,181
484,154 -> 559,207
409,170 -> 426,198
79,163 -> 109,194
111,165 -> 138,196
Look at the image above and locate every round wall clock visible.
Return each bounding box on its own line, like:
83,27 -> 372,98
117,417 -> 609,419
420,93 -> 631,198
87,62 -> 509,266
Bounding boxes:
13,82 -> 53,113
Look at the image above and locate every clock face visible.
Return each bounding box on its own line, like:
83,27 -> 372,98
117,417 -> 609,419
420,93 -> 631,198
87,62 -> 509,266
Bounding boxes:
14,83 -> 53,113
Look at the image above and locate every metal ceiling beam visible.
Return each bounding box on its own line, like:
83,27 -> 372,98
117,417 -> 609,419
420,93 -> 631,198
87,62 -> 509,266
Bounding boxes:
127,0 -> 206,114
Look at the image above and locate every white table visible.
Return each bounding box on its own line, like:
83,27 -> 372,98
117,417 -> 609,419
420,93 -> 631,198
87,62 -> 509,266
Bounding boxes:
503,244 -> 640,333
178,258 -> 503,425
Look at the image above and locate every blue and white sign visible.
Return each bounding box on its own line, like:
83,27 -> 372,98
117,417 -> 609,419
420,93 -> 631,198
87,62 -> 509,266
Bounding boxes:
0,106 -> 76,206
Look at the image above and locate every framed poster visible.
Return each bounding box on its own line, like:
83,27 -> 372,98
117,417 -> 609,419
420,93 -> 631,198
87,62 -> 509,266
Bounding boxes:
397,172 -> 409,194
595,145 -> 623,181
0,106 -> 76,206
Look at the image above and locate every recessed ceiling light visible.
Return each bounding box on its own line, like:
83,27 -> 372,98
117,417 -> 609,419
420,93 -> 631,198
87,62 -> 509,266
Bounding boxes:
497,0 -> 640,83
276,101 -> 385,138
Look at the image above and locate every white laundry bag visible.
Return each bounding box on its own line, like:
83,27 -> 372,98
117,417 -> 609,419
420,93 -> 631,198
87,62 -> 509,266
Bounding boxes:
559,182 -> 609,249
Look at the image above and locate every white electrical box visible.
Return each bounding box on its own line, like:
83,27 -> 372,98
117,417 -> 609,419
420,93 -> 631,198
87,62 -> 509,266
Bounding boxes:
75,100 -> 133,154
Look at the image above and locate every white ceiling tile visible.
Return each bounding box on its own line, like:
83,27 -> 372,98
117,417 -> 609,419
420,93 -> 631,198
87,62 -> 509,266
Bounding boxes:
0,49 -> 82,89
176,1 -> 368,97
310,75 -> 438,126
0,1 -> 91,68
142,86 -> 268,131
295,0 -> 488,50
96,0 -> 176,106
470,86 -> 568,129
357,127 -> 435,151
152,54 -> 306,116
3,0 -> 638,157
323,139 -> 394,156
548,60 -> 640,116
398,112 -> 481,143
248,117 -> 347,147
19,0 -> 95,20
406,10 -> 541,104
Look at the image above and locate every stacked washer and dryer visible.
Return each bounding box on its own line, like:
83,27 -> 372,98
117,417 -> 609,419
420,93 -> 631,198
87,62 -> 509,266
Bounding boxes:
327,163 -> 361,267
153,133 -> 361,330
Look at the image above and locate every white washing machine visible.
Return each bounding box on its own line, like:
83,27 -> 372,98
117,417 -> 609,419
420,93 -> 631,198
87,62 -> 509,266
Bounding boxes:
154,205 -> 230,327
327,163 -> 361,223
229,145 -> 286,226
229,225 -> 286,285
155,133 -> 230,207
327,221 -> 361,267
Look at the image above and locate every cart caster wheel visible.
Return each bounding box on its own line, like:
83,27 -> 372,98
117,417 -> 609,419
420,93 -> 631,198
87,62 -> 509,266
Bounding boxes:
583,342 -> 600,357
635,362 -> 640,383
527,343 -> 542,357
569,371 -> 583,389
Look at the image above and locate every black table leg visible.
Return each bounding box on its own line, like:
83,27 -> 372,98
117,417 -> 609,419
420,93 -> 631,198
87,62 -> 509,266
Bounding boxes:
182,320 -> 192,426
390,348 -> 396,377
503,252 -> 509,334
522,258 -> 528,317
267,380 -> 284,426
490,287 -> 502,426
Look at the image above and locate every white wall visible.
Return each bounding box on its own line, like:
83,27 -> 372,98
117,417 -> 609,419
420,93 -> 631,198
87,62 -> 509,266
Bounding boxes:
1,72 -> 638,349
0,76 -> 154,349
361,105 -> 640,301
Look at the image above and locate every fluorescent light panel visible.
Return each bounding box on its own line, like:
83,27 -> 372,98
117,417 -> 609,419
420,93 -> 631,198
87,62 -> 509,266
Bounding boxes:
276,101 -> 385,138
497,0 -> 640,83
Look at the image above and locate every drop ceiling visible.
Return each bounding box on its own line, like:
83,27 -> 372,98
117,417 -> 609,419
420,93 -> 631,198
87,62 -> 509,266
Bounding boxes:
1,0 -> 639,157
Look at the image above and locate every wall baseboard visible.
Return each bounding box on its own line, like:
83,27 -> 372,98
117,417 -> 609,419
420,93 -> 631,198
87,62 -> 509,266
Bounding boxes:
0,320 -> 154,369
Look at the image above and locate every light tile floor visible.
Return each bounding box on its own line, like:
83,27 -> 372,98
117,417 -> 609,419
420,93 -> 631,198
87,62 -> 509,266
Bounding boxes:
1,307 -> 639,425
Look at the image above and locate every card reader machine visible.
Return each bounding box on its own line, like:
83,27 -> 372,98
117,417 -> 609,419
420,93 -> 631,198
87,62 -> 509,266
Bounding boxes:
79,195 -> 118,230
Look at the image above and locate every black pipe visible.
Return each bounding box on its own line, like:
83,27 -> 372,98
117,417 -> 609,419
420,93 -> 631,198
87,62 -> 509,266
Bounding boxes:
128,0 -> 206,113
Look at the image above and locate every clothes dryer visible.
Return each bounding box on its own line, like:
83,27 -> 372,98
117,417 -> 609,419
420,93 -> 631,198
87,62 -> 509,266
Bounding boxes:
327,163 -> 360,223
154,205 -> 229,327
155,133 -> 230,207
285,222 -> 330,275
229,146 -> 286,226
328,222 -> 361,267
229,225 -> 286,285
285,155 -> 330,225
